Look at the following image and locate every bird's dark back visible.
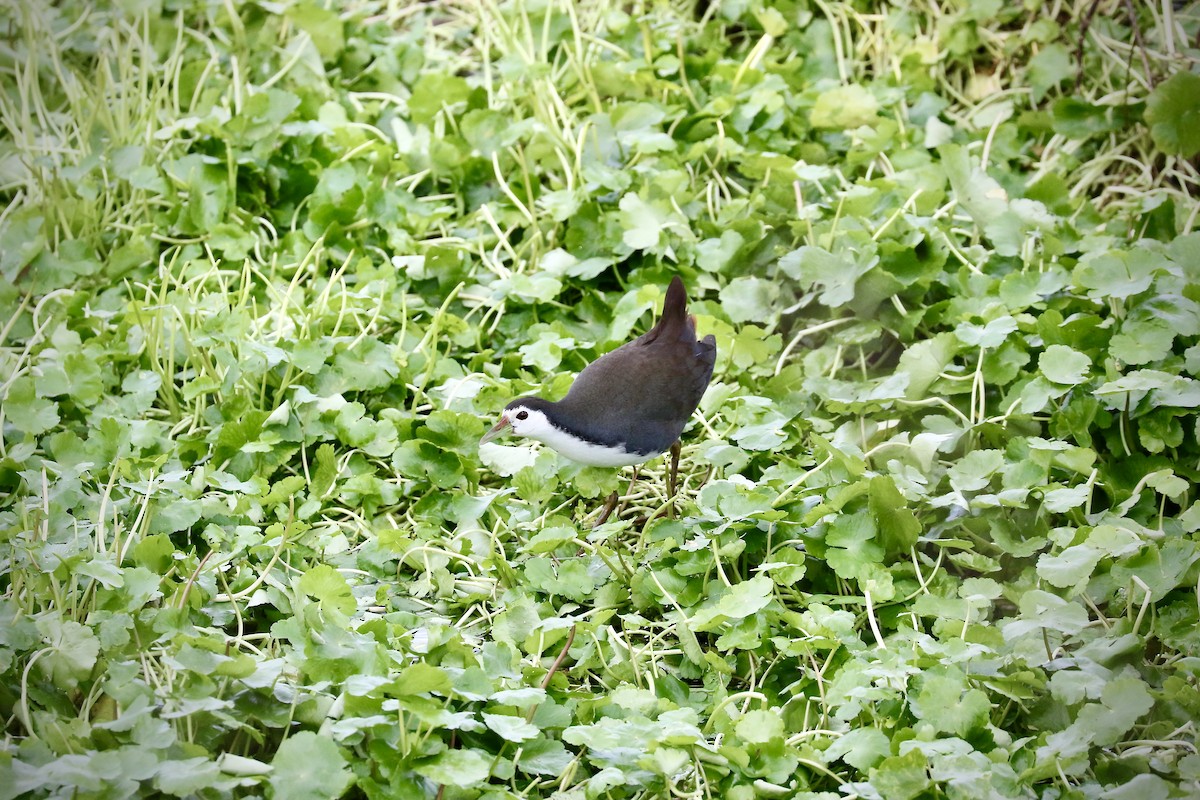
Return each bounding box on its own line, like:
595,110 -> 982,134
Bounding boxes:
553,279 -> 716,453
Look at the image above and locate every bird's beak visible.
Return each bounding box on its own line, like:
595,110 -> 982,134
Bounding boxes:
479,415 -> 511,445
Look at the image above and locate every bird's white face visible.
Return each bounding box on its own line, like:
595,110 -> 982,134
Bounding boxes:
503,405 -> 554,440
479,404 -> 554,445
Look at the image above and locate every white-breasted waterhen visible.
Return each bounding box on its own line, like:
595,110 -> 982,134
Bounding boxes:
481,276 -> 717,522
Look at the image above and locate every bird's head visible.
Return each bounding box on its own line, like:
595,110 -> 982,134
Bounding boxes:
480,398 -> 555,445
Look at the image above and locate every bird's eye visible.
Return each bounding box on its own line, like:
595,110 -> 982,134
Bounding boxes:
515,410 -> 529,421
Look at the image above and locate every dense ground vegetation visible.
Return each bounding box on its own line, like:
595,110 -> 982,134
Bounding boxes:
2,0 -> 1200,797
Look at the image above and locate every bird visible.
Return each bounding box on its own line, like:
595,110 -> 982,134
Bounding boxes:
480,275 -> 717,523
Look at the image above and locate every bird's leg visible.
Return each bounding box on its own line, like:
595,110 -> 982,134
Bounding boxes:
622,465 -> 640,512
668,441 -> 680,499
592,490 -> 619,527
593,466 -> 643,527
667,441 -> 682,517
650,441 -> 682,520
601,466 -> 641,525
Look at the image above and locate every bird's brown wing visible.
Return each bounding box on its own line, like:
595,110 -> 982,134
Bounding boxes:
556,321 -> 716,453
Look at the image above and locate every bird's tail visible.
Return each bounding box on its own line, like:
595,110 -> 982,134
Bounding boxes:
646,275 -> 695,344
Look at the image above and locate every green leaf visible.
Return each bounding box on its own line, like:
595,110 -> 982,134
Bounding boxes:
825,511 -> 882,581
151,498 -> 202,534
1096,370 -> 1200,408
213,410 -> 269,464
517,739 -> 574,775
1109,318 -> 1174,365
1039,345 -> 1091,385
36,617 -> 99,689
269,732 -> 352,800
298,565 -> 356,615
132,534 -> 175,573
947,449 -> 1004,492
0,209 -> 45,282
524,557 -> 595,602
1003,590 -> 1090,640
811,84 -> 878,128
1027,43 -> 1071,102
691,576 -> 775,631
696,231 -> 744,273
311,443 -> 338,498
286,10 -> 345,66
824,727 -> 890,771
779,245 -> 872,308
414,748 -> 492,788
1041,484 -> 1089,515
1145,71 -> 1200,157
1098,773 -> 1173,800
735,709 -> 784,744
156,758 -> 223,796
896,334 -> 959,400
4,377 -> 58,435
37,352 -> 104,404
911,668 -> 991,735
941,144 -> 1007,228
523,526 -> 578,554
78,554 -> 124,588
518,327 -> 574,371
483,712 -> 540,742
869,749 -> 930,800
955,316 -> 1016,348
396,663 -> 452,696
1038,542 -> 1102,589
1074,248 -> 1164,300
720,277 -> 778,324
869,475 -> 920,556
1052,97 -> 1127,138
460,109 -> 523,156
1145,469 -> 1188,500
618,193 -> 684,251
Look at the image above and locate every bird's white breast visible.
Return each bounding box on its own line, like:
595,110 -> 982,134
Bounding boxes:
531,423 -> 657,467
508,405 -> 656,467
